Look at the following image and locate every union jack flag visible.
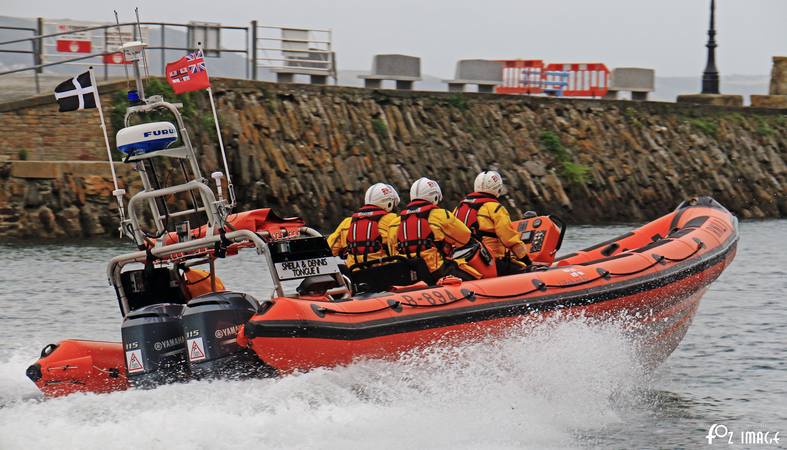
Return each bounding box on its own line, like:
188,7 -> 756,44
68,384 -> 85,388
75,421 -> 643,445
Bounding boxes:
186,49 -> 204,61
189,61 -> 206,74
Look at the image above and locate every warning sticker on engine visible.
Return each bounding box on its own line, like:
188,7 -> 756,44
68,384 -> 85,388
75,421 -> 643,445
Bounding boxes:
274,257 -> 340,281
126,349 -> 144,373
187,337 -> 206,362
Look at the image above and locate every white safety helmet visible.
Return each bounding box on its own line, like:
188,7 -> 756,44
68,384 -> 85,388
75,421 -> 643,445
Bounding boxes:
410,177 -> 443,205
474,170 -> 504,197
364,183 -> 399,212
388,184 -> 401,208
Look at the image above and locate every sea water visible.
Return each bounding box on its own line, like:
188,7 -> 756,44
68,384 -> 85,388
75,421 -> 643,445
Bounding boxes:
0,221 -> 785,449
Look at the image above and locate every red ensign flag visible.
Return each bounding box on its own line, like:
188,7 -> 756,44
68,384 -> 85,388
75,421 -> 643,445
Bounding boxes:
166,49 -> 210,94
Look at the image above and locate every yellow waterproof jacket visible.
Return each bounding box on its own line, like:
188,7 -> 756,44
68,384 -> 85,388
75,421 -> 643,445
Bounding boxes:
327,211 -> 400,267
393,201 -> 472,273
183,268 -> 225,298
474,202 -> 528,259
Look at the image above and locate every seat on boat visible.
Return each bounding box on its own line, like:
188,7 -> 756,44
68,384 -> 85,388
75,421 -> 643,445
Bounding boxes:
120,267 -> 187,311
296,274 -> 340,296
349,256 -> 433,293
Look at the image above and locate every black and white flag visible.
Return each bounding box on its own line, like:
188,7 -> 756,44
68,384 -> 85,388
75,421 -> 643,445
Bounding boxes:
54,71 -> 97,112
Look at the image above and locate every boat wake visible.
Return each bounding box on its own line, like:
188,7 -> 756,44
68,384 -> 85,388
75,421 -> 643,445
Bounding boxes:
0,316 -> 646,450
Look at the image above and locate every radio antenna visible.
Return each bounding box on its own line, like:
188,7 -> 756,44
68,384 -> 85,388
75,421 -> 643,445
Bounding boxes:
113,10 -> 131,89
134,8 -> 151,82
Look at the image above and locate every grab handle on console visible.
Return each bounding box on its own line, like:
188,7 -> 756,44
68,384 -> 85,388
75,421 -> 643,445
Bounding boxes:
549,214 -> 566,251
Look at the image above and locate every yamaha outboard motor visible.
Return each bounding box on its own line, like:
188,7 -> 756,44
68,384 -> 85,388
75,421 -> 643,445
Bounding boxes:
121,303 -> 189,388
181,291 -> 269,378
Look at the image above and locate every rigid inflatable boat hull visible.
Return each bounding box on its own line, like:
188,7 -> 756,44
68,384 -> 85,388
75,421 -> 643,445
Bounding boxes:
241,199 -> 738,373
26,198 -> 738,397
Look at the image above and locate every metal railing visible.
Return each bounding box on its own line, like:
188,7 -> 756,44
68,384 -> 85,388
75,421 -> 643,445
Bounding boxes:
0,17 -> 340,93
0,19 -> 43,92
0,19 -> 251,93
250,21 -> 335,81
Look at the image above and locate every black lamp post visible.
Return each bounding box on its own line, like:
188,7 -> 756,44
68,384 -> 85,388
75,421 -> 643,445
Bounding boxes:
701,0 -> 720,94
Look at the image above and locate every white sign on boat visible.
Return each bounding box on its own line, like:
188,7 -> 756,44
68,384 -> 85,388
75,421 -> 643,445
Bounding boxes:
275,257 -> 340,281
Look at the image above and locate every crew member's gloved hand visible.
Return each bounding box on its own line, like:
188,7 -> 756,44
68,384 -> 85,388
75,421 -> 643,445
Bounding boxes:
518,254 -> 533,266
526,262 -> 550,272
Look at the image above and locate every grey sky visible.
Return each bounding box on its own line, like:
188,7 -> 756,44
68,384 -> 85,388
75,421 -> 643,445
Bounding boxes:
4,0 -> 786,78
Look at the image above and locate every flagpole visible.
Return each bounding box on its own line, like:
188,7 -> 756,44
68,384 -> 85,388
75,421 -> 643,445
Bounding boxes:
88,66 -> 127,231
199,43 -> 235,207
206,87 -> 235,206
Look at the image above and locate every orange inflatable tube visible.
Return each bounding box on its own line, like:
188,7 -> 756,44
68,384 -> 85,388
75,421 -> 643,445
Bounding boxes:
27,340 -> 128,397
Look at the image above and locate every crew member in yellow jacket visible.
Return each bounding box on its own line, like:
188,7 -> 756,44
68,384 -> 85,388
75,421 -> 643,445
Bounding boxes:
327,183 -> 400,268
454,170 -> 530,275
394,177 -> 473,281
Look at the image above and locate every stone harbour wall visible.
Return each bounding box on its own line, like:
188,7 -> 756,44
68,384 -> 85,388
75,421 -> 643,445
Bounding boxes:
0,92 -> 117,161
0,161 -> 141,239
0,78 -> 785,239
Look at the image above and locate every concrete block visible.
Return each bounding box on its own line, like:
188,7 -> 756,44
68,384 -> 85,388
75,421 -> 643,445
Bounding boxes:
454,59 -> 503,83
276,72 -> 295,84
284,50 -> 331,71
442,60 -> 503,93
310,75 -> 328,85
610,68 -> 655,92
364,79 -> 383,89
369,54 -> 421,79
750,94 -> 787,109
358,54 -> 421,90
10,161 -> 62,179
395,80 -> 414,90
274,32 -> 334,85
8,161 -> 133,180
676,94 -> 744,107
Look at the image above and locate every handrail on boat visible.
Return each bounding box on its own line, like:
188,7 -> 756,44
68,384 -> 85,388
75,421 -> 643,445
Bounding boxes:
107,225 -> 350,316
126,180 -> 220,245
107,229 -> 280,315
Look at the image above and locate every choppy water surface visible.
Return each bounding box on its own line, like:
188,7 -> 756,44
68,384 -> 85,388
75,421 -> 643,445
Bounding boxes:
0,221 -> 785,449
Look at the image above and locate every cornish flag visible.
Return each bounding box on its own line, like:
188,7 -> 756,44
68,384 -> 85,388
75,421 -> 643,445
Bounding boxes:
166,49 -> 210,94
54,71 -> 97,112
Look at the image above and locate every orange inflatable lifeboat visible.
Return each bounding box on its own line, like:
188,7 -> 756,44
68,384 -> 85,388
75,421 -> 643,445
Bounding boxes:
27,197 -> 738,397
238,197 -> 738,373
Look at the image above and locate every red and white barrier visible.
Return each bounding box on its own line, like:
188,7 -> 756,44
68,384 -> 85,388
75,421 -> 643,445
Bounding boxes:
497,60 -> 545,95
495,60 -> 610,98
543,63 -> 609,97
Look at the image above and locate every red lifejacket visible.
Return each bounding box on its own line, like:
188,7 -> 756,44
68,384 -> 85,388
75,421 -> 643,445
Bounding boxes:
455,192 -> 499,238
347,205 -> 390,263
397,200 -> 438,258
